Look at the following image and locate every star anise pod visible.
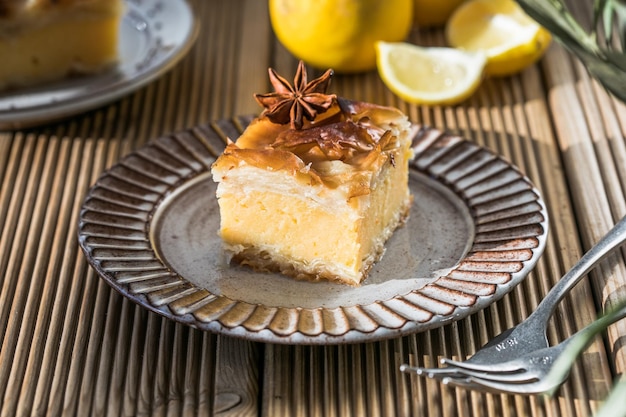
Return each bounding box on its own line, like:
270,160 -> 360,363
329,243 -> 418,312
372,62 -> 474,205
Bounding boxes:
254,61 -> 336,130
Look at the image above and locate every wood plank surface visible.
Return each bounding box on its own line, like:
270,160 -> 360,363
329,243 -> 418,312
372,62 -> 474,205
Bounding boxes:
0,1 -> 624,416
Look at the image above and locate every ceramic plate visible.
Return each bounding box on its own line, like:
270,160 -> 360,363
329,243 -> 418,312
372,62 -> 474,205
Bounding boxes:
78,120 -> 548,344
0,0 -> 198,130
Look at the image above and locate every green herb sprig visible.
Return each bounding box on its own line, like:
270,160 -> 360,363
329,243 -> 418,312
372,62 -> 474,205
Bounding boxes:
516,0 -> 626,102
542,299 -> 626,417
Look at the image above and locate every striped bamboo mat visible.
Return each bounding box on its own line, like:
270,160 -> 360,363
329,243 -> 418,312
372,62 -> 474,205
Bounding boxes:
1,0 -> 624,416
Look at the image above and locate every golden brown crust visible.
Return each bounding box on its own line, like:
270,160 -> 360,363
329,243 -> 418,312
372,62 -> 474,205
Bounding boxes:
212,98 -> 411,199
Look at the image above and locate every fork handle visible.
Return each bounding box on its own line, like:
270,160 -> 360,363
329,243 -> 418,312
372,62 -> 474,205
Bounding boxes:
532,215 -> 626,323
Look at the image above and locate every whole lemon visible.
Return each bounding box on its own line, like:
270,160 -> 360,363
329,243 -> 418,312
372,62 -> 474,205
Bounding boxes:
269,0 -> 413,73
413,0 -> 465,28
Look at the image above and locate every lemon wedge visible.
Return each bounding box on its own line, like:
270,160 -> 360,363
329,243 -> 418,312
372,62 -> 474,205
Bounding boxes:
375,41 -> 486,105
445,0 -> 551,76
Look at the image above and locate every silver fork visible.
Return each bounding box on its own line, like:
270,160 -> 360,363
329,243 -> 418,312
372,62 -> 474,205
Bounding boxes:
401,303 -> 626,394
401,215 -> 626,376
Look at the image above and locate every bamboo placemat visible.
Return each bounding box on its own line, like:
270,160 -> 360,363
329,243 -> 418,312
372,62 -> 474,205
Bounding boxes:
0,0 -> 624,416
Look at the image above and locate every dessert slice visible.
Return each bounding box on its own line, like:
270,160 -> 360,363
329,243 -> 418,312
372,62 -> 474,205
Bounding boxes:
211,61 -> 413,286
0,0 -> 124,91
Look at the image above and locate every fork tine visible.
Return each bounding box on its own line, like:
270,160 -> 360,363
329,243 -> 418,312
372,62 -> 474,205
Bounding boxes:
400,365 -> 537,383
441,367 -> 539,383
455,375 -> 549,395
440,373 -> 563,395
437,375 -> 483,390
398,364 -> 427,375
423,369 -> 468,384
439,375 -> 503,393
441,357 -> 524,373
401,363 -> 539,384
399,364 -> 464,378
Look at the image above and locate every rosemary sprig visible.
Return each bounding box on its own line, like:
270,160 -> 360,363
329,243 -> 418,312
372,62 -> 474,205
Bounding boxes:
541,298 -> 626,417
515,0 -> 626,102
543,299 -> 626,398
596,374 -> 626,417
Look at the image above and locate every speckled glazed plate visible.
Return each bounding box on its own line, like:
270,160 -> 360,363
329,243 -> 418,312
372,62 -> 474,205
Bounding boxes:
0,0 -> 198,130
78,119 -> 548,344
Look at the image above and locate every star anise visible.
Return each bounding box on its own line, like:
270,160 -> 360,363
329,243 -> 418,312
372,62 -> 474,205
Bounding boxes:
254,61 -> 336,130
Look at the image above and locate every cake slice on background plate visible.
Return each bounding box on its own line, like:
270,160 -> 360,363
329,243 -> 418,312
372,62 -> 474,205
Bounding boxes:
211,61 -> 414,286
0,0 -> 124,91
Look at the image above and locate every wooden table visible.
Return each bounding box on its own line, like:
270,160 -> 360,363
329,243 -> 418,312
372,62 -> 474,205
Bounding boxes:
1,1 -> 625,416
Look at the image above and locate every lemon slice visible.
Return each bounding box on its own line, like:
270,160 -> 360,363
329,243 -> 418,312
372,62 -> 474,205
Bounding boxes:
375,41 -> 486,105
445,0 -> 551,76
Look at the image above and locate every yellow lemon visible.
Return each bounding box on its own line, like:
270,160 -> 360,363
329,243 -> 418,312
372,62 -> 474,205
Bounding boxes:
269,0 -> 413,73
375,41 -> 486,105
414,0 -> 466,28
445,0 -> 551,76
